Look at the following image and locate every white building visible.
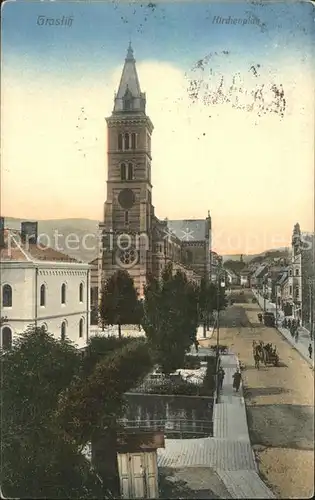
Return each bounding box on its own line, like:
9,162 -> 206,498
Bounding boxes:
0,223 -> 91,350
224,269 -> 240,286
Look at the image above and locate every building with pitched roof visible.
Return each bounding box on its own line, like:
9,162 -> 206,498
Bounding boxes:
99,45 -> 214,295
0,219 -> 91,349
290,223 -> 314,331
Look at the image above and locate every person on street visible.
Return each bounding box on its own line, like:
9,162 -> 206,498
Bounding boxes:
308,343 -> 313,359
254,352 -> 260,369
252,340 -> 256,356
232,368 -> 242,392
218,367 -> 225,390
194,339 -> 199,353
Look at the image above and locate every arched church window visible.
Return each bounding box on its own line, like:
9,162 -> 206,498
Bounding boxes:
2,284 -> 12,307
121,163 -> 126,181
127,163 -> 133,181
1,327 -> 12,350
125,211 -> 129,224
124,133 -> 130,150
131,133 -> 136,149
118,133 -> 123,150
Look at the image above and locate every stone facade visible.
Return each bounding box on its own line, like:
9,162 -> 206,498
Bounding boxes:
1,227 -> 90,349
290,223 -> 314,329
100,45 -> 213,296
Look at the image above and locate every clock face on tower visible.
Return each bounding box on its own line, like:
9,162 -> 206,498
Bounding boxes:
118,188 -> 135,209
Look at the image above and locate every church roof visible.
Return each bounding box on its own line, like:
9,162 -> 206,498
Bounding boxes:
166,219 -> 207,242
116,43 -> 142,100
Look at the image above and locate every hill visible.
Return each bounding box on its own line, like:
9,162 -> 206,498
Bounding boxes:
3,217 -> 291,265
223,248 -> 291,273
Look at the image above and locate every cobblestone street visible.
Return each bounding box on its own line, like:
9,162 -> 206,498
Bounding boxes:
200,290 -> 314,499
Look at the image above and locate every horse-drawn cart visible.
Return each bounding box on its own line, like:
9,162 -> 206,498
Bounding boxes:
254,342 -> 280,368
264,350 -> 279,366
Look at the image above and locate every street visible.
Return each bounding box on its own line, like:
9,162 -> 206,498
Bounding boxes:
199,290 -> 314,499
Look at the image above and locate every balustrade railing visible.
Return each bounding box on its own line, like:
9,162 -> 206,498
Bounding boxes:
118,418 -> 213,438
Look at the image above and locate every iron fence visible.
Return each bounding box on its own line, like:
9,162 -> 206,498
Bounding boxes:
118,418 -> 213,438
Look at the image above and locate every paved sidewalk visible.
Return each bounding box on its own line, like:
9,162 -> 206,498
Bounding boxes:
157,353 -> 275,498
252,289 -> 314,369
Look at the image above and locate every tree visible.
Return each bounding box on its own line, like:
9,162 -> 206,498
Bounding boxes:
0,316 -> 8,327
209,282 -> 227,312
224,260 -> 246,274
143,263 -> 199,374
54,339 -> 153,495
0,326 -> 104,499
197,279 -> 227,334
99,270 -> 140,338
82,334 -> 135,377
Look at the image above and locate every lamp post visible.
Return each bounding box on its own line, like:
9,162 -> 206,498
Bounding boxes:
216,263 -> 225,404
308,277 -> 314,340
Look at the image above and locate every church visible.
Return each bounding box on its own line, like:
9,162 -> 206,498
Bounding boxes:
99,45 -> 216,297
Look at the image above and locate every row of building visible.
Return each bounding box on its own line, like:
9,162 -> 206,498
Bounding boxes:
228,223 -> 314,333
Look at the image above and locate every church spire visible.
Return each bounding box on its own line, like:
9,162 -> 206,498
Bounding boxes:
113,45 -> 146,113
126,41 -> 134,61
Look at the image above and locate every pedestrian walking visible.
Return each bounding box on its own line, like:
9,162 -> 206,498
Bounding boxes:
194,339 -> 199,353
254,352 -> 260,369
232,368 -> 242,392
308,343 -> 313,359
218,367 -> 225,390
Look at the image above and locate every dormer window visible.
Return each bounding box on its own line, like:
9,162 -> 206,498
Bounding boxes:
124,98 -> 132,111
123,87 -> 133,111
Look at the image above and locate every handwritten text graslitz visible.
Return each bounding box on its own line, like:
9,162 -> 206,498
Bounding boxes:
37,15 -> 74,27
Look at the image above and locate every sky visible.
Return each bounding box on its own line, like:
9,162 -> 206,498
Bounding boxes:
1,0 -> 315,254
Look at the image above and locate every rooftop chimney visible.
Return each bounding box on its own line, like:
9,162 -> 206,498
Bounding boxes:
21,221 -> 38,245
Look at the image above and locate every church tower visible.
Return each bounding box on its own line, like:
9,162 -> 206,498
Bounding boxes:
100,44 -> 154,296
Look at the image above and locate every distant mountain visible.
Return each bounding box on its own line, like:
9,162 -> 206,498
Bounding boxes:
3,216 -> 292,265
222,248 -> 291,264
4,217 -> 100,263
222,254 -> 253,263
